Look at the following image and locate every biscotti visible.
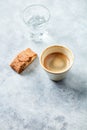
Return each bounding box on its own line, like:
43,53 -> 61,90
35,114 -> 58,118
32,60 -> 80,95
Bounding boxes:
10,48 -> 37,73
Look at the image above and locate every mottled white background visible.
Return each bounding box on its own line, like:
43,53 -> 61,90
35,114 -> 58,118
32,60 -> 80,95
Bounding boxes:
0,0 -> 87,130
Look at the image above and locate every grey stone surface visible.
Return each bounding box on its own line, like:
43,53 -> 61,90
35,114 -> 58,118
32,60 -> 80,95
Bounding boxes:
0,0 -> 87,129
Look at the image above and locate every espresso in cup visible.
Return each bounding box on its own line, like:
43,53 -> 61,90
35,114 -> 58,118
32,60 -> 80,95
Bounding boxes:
40,45 -> 74,81
44,52 -> 70,73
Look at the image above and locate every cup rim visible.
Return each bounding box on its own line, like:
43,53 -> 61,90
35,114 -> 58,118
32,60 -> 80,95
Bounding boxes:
40,45 -> 74,74
22,4 -> 50,25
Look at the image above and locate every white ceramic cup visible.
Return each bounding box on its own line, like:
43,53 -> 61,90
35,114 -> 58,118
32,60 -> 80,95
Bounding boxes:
40,45 -> 74,81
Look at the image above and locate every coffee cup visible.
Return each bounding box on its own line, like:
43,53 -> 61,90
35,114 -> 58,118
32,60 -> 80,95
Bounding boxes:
40,45 -> 74,81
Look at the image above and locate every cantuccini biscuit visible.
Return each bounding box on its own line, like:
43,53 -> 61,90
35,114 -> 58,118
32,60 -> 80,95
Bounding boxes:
10,48 -> 37,73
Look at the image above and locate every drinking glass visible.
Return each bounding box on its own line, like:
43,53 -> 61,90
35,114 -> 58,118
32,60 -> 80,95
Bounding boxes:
22,4 -> 50,42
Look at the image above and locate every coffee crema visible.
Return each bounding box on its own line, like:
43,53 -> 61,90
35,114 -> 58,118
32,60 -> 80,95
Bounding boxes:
44,52 -> 70,72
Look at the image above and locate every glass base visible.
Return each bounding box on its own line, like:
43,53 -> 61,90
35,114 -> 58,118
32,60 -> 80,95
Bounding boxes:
30,31 -> 45,42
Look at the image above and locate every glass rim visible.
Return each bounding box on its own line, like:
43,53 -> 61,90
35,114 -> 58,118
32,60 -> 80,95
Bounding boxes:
22,4 -> 50,25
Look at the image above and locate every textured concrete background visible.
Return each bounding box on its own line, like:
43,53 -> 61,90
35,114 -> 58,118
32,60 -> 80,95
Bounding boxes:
0,0 -> 87,129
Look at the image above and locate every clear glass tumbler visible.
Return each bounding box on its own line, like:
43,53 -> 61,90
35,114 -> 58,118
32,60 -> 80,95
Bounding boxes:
22,4 -> 50,42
